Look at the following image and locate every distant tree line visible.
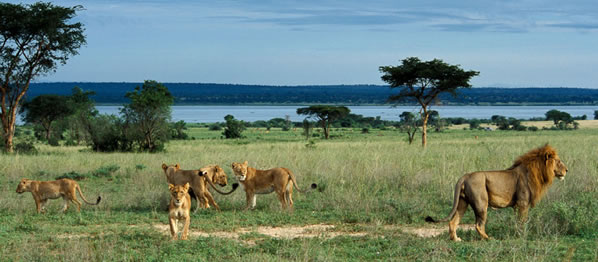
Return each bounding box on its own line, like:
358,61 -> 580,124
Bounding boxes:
17,80 -> 186,153
27,82 -> 598,106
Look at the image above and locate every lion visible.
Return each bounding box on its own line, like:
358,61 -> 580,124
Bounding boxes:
425,144 -> 568,241
16,178 -> 102,213
231,161 -> 317,210
162,163 -> 238,211
168,183 -> 191,240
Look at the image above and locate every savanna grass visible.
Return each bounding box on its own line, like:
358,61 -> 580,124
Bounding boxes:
0,127 -> 596,261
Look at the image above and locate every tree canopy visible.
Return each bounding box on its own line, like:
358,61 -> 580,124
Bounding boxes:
0,2 -> 85,152
120,80 -> 174,152
20,95 -> 73,140
379,57 -> 478,146
297,105 -> 350,139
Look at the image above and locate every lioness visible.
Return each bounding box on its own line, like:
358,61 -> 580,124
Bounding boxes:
162,163 -> 238,211
426,144 -> 568,241
231,161 -> 317,210
16,178 -> 101,213
168,183 -> 191,240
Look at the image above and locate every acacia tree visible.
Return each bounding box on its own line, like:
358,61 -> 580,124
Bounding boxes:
0,2 -> 85,152
296,105 -> 350,139
379,57 -> 479,147
120,80 -> 174,152
20,95 -> 73,140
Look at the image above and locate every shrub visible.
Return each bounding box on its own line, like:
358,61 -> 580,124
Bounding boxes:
14,141 -> 38,155
209,123 -> 223,131
222,115 -> 245,139
91,164 -> 120,178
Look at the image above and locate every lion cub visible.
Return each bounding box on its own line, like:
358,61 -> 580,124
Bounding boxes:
168,183 -> 191,240
16,178 -> 101,213
231,161 -> 317,211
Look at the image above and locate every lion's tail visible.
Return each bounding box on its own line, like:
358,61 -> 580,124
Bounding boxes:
425,175 -> 466,223
285,168 -> 317,193
76,184 -> 101,205
205,175 -> 239,195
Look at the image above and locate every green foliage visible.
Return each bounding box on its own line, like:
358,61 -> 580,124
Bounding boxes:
120,80 -> 174,152
222,114 -> 246,139
13,140 -> 38,154
379,57 -> 479,146
594,110 -> 598,120
55,164 -> 120,180
170,120 -> 189,140
20,95 -> 74,141
546,109 -> 573,125
398,111 -> 418,144
469,119 -> 481,129
297,105 -> 350,139
0,2 -> 85,152
61,87 -> 98,145
86,114 -> 133,152
208,123 -> 223,131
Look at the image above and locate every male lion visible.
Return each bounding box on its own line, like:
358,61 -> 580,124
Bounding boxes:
16,178 -> 102,213
231,161 -> 317,210
168,183 -> 191,240
162,163 -> 238,211
426,144 -> 568,241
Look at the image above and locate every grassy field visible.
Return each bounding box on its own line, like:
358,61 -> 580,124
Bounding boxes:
0,126 -> 597,261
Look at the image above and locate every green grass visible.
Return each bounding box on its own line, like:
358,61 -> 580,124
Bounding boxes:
1,127 -> 597,261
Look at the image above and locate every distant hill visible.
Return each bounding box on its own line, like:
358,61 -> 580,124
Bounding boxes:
27,82 -> 598,105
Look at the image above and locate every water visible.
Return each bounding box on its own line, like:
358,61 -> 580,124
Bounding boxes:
95,105 -> 597,123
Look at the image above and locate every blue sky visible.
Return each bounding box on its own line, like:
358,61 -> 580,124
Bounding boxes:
10,0 -> 598,87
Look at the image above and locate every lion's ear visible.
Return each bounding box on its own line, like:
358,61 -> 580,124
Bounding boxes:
175,163 -> 180,169
168,184 -> 175,191
183,183 -> 190,191
243,160 -> 248,166
162,163 -> 168,170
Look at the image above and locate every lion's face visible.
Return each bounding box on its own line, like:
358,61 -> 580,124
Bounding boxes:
16,179 -> 32,194
231,161 -> 248,182
553,159 -> 568,180
169,183 -> 189,207
162,163 -> 181,176
211,166 -> 228,187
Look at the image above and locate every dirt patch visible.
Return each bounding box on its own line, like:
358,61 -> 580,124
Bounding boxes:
149,223 -> 475,243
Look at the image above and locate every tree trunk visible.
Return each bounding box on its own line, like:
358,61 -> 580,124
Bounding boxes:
421,108 -> 429,147
324,122 -> 330,139
3,125 -> 14,153
45,126 -> 51,141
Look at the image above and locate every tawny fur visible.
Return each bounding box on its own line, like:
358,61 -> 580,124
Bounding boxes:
168,183 -> 191,240
16,178 -> 101,213
162,163 -> 238,211
231,161 -> 316,211
426,144 -> 568,242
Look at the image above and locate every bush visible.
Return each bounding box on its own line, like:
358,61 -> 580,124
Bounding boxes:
14,141 -> 38,154
528,126 -> 539,131
208,123 -> 222,131
56,171 -> 87,180
222,115 -> 245,139
87,114 -> 133,152
91,164 -> 120,178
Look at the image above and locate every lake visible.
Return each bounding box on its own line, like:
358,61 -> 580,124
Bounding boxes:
95,105 -> 597,123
